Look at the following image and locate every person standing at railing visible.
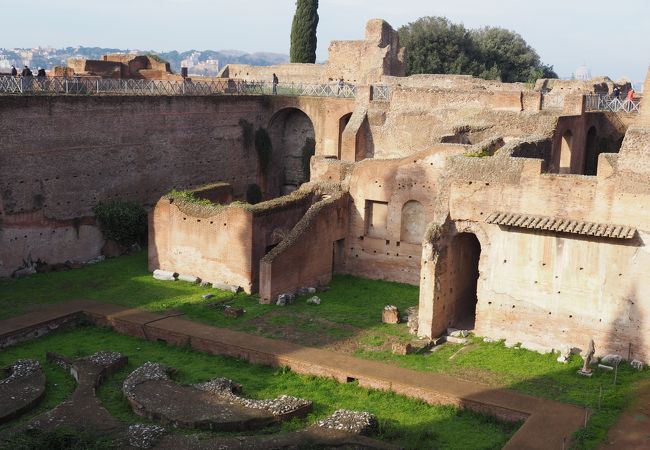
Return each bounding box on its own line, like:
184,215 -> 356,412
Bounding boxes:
272,73 -> 278,95
36,67 -> 47,91
10,65 -> 17,77
337,77 -> 344,96
626,88 -> 635,102
21,65 -> 33,92
612,85 -> 620,99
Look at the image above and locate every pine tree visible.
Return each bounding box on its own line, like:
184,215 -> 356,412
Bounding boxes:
290,0 -> 319,63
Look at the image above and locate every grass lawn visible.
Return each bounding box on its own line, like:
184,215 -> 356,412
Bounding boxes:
0,326 -> 518,450
1,251 -> 648,448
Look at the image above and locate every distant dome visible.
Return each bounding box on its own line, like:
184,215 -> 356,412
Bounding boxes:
575,64 -> 591,81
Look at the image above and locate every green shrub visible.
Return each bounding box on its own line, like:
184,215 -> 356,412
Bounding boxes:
246,184 -> 263,205
93,201 -> 147,246
167,189 -> 212,206
254,128 -> 272,173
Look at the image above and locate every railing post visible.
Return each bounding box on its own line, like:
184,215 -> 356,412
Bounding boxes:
65,79 -> 68,94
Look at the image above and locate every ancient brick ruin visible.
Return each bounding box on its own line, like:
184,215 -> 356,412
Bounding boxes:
1,19 -> 649,363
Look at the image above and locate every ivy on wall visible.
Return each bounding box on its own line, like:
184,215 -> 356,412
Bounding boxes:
93,201 -> 147,246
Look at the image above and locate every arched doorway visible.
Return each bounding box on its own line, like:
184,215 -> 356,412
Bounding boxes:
584,126 -> 598,175
268,108 -> 316,197
559,130 -> 573,174
338,112 -> 352,159
445,233 -> 481,330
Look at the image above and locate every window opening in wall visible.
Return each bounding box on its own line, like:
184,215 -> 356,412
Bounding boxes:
364,200 -> 389,239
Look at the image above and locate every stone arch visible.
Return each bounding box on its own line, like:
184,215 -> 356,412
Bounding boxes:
400,200 -> 426,244
418,221 -> 488,338
584,126 -> 599,175
337,112 -> 353,159
268,108 -> 316,197
559,129 -> 573,174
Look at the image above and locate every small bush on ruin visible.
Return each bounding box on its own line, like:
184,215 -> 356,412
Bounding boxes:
167,189 -> 212,206
93,201 -> 147,247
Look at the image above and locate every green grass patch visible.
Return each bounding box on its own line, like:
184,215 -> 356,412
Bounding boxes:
357,337 -> 650,449
0,326 -> 518,450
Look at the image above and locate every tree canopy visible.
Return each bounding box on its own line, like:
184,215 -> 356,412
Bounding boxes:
290,0 -> 319,64
398,17 -> 557,83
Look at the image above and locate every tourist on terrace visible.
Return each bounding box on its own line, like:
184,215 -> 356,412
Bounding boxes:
612,85 -> 620,99
21,65 -> 33,91
10,65 -> 17,77
272,73 -> 278,95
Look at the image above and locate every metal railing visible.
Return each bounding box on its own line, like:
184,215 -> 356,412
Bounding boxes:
0,75 -> 357,99
371,84 -> 391,101
585,94 -> 641,114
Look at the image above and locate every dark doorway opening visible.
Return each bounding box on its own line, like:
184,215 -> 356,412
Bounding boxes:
448,233 -> 481,330
585,126 -> 599,175
332,239 -> 345,273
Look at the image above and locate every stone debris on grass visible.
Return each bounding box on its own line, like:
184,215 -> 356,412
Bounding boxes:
382,305 -> 400,324
306,296 -> 321,305
127,424 -> 166,449
212,282 -> 243,293
177,274 -> 200,284
391,342 -> 413,355
223,306 -> 245,318
202,293 -> 215,300
631,359 -> 645,371
123,362 -> 171,396
0,359 -> 41,384
317,410 -> 378,436
153,270 -> 177,281
194,377 -> 312,415
447,328 -> 469,338
277,293 -> 295,306
406,306 -> 418,335
200,281 -> 212,288
446,336 -> 469,345
298,287 -> 317,296
556,346 -> 572,363
85,351 -> 125,367
601,354 -> 623,366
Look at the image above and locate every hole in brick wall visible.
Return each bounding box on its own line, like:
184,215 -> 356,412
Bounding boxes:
548,312 -> 552,315
488,301 -> 492,305
512,305 -> 515,308
569,315 -> 573,318
396,241 -> 400,247
385,240 -> 390,245
557,291 -> 561,294
503,259 -> 507,263
408,256 -> 412,259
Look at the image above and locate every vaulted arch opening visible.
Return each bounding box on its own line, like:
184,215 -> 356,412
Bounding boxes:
400,200 -> 425,244
268,108 -> 315,197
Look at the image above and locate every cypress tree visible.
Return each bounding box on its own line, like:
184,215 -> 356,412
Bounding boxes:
290,0 -> 319,63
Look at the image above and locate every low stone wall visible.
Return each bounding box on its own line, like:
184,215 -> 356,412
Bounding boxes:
149,189 -> 315,293
259,191 -> 349,303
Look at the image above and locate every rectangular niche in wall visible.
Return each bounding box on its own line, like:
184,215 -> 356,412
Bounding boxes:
365,200 -> 389,239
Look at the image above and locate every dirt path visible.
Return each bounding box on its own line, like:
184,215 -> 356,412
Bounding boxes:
599,379 -> 650,449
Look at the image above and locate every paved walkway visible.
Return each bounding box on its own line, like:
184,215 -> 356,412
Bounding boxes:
600,379 -> 650,449
0,300 -> 586,450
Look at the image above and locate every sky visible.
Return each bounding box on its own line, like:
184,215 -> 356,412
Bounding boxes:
1,0 -> 649,83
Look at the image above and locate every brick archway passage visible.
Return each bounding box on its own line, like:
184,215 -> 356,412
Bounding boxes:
0,300 -> 585,450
